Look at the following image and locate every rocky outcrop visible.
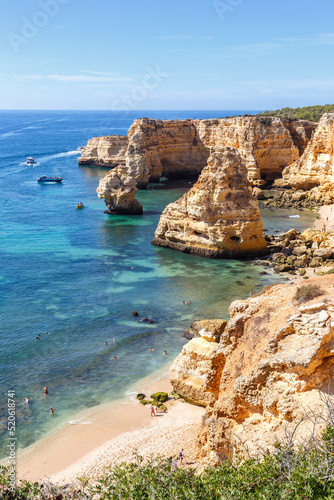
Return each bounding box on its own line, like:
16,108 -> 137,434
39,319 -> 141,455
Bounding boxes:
96,165 -> 143,214
170,275 -> 334,465
125,119 -> 209,188
194,116 -> 313,185
152,148 -> 268,258
184,319 -> 227,342
91,117 -> 316,210
264,228 -> 334,272
93,116 -> 316,212
273,114 -> 334,206
169,337 -> 226,407
282,119 -> 316,155
78,136 -> 128,167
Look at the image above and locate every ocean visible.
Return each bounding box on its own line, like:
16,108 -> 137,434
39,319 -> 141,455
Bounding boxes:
0,110 -> 316,459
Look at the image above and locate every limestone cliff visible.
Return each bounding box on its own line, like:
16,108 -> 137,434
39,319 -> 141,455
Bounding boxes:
96,165 -> 143,214
169,275 -> 334,465
194,116 -> 313,185
274,113 -> 334,206
125,119 -> 209,188
91,116 -> 314,187
78,135 -> 128,167
152,147 -> 267,258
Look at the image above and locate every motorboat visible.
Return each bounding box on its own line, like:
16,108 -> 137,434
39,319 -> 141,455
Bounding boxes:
76,202 -> 84,209
27,157 -> 35,164
37,176 -> 62,183
76,146 -> 85,152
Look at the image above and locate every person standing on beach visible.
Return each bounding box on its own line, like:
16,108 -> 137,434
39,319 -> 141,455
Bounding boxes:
179,449 -> 184,464
150,404 -> 155,417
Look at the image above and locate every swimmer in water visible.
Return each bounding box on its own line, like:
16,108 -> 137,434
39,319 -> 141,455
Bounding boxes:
49,408 -> 58,415
24,397 -> 29,404
44,386 -> 48,394
104,341 -> 108,346
163,350 -> 168,355
113,356 -> 119,360
149,347 -> 154,351
113,337 -> 116,343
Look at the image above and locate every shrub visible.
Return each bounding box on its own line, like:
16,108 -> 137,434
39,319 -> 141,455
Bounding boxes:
136,393 -> 146,401
294,283 -> 324,303
139,399 -> 152,406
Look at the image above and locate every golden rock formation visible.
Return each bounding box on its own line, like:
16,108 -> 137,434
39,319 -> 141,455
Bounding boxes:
276,113 -> 334,205
96,165 -> 142,214
78,135 -> 128,167
152,147 -> 268,258
92,117 -> 316,212
169,275 -> 334,465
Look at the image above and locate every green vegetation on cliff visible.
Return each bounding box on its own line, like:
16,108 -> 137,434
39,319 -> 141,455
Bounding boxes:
256,104 -> 334,122
2,426 -> 334,499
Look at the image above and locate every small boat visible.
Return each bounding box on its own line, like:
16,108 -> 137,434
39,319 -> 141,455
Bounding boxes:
37,176 -> 62,183
27,156 -> 35,164
76,146 -> 84,152
76,202 -> 84,209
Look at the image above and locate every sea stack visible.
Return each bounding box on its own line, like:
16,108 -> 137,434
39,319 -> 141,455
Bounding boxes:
96,165 -> 143,215
152,147 -> 267,258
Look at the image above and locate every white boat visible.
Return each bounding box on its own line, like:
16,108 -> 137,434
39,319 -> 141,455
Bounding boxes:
27,156 -> 35,164
76,146 -> 84,152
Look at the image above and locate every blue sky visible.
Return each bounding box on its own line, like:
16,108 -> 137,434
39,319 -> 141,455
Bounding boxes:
1,0 -> 334,110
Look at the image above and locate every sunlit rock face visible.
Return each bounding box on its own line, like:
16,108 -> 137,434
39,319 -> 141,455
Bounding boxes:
170,275 -> 334,467
78,136 -> 128,167
96,165 -> 143,215
152,147 -> 267,258
276,113 -> 334,205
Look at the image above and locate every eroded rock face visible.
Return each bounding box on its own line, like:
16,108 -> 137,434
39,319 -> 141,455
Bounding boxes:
125,119 -> 210,188
184,319 -> 227,342
282,119 -> 317,156
93,116 -> 315,212
194,116 -> 310,185
78,136 -> 128,167
276,114 -> 334,205
170,275 -> 334,466
96,165 -> 143,214
152,148 -> 268,258
169,337 -> 226,407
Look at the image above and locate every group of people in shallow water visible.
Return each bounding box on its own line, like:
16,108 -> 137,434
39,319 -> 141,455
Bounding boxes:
35,331 -> 48,340
23,385 -> 57,415
183,300 -> 191,306
103,336 -> 168,359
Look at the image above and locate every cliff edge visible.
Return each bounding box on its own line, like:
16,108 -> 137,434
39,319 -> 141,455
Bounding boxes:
170,275 -> 334,465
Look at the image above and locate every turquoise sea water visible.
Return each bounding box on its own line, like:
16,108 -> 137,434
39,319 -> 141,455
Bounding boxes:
0,110 -> 316,459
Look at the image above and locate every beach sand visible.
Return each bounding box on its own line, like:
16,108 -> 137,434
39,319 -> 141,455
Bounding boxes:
17,206 -> 334,487
16,369 -> 204,485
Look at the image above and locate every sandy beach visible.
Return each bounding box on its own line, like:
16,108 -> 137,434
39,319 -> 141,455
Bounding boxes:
16,369 -> 204,485
15,205 -> 334,487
